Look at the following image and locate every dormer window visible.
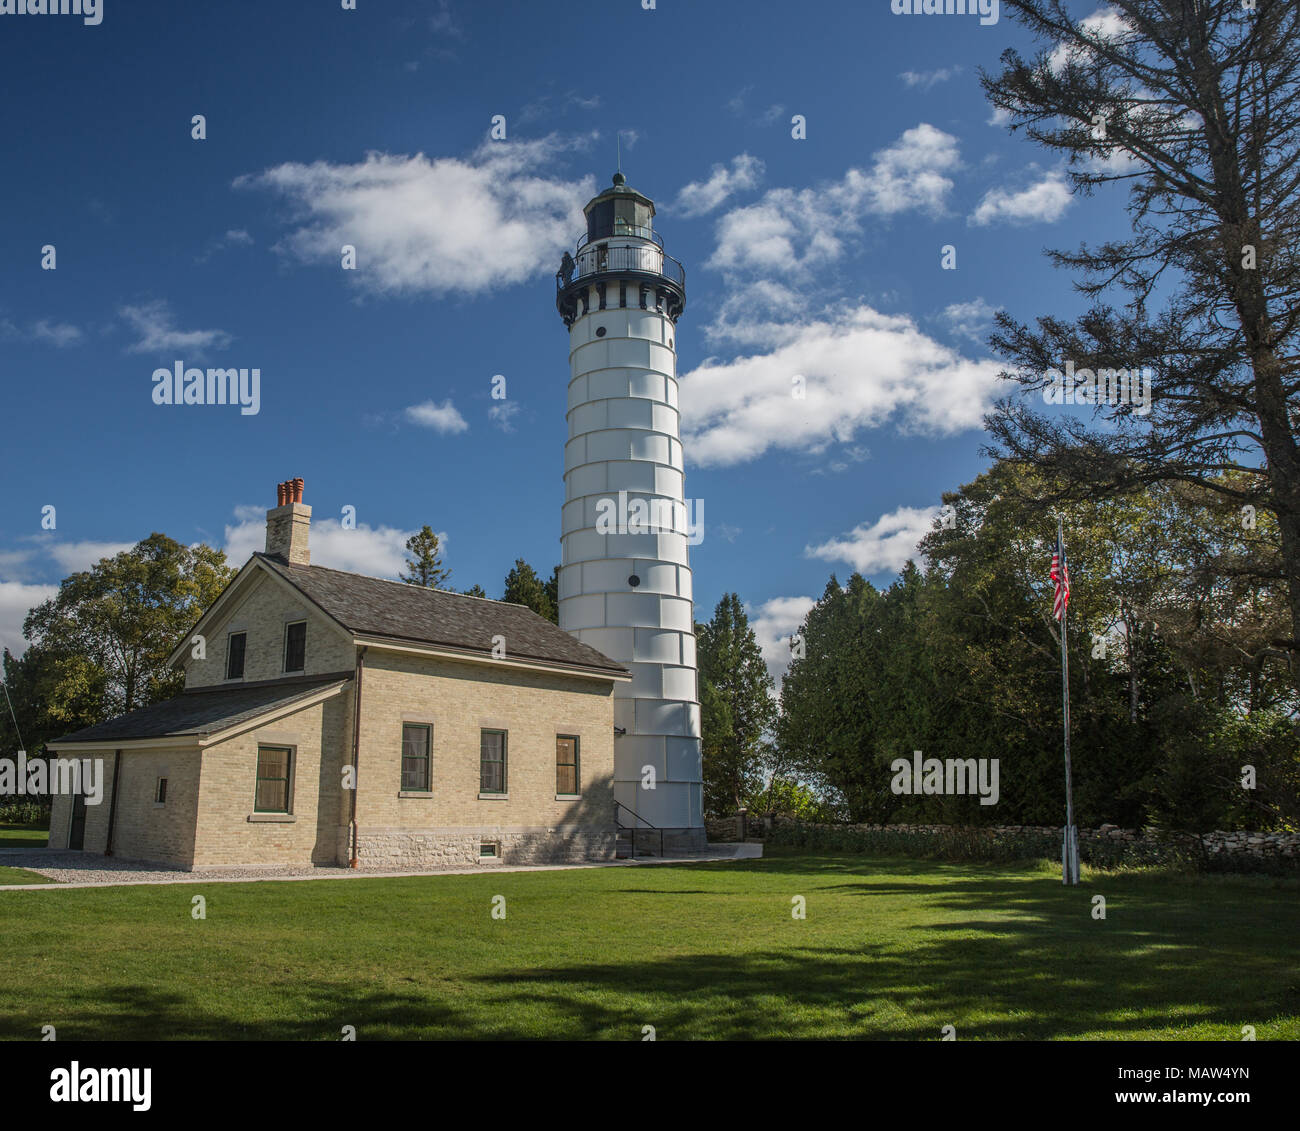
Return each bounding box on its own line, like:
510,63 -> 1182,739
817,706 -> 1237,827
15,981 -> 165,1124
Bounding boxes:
226,632 -> 246,680
283,621 -> 306,673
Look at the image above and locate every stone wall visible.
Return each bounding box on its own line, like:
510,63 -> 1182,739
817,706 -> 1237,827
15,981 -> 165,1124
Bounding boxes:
355,827 -> 616,869
715,815 -> 1300,858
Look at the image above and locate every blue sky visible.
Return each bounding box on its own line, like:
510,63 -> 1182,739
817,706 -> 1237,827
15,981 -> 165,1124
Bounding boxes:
0,0 -> 1133,676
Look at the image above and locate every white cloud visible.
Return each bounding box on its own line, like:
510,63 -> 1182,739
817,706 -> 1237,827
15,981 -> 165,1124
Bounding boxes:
120,300 -> 232,355
805,506 -> 939,575
487,401 -> 520,432
47,540 -> 136,574
404,399 -> 469,433
223,512 -> 430,579
678,304 -> 1002,468
941,298 -> 998,342
0,582 -> 56,657
900,66 -> 961,90
0,537 -> 137,583
1048,6 -> 1132,74
749,595 -> 817,687
672,154 -> 764,217
987,106 -> 1013,127
2,318 -> 84,348
237,137 -> 595,298
706,125 -> 960,278
970,172 -> 1072,226
31,320 -> 83,347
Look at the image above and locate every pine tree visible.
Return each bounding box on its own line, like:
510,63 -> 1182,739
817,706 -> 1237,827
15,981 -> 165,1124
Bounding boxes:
502,559 -> 556,622
400,526 -> 451,588
697,593 -> 776,816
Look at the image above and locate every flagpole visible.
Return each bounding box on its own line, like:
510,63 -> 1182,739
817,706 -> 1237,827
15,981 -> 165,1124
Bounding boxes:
1058,515 -> 1079,885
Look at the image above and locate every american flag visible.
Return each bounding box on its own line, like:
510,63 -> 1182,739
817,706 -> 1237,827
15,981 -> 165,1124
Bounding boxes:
1051,533 -> 1070,621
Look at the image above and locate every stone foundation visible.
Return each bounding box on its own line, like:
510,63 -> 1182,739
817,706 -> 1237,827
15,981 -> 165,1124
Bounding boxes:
354,826 -> 617,868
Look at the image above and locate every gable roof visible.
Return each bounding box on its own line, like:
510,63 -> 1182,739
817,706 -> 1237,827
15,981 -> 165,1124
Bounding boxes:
254,554 -> 627,676
47,673 -> 352,747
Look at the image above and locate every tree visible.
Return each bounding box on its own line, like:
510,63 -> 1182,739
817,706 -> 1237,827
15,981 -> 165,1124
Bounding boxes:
543,565 -> 561,625
502,559 -> 555,622
982,0 -> 1300,695
697,594 -> 776,816
460,584 -> 488,599
21,534 -> 233,721
400,526 -> 451,588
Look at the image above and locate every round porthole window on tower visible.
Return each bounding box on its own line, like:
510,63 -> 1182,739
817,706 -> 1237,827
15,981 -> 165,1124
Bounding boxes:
595,326 -> 607,337
628,574 -> 641,587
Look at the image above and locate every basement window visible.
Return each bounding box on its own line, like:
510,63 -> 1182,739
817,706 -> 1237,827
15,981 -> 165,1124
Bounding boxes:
479,842 -> 499,859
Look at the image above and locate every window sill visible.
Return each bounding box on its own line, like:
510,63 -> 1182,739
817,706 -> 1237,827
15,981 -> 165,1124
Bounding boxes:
153,802 -> 166,809
478,793 -> 508,801
248,813 -> 296,823
555,794 -> 582,802
398,791 -> 433,799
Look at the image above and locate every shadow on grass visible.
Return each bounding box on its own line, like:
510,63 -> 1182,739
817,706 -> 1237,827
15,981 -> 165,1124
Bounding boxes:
8,854 -> 1295,1041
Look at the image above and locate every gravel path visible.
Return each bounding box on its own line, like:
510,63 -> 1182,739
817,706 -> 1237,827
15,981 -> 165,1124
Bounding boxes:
0,844 -> 761,890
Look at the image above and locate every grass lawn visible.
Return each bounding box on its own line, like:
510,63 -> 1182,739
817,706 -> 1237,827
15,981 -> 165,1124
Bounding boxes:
0,824 -> 48,848
0,848 -> 1295,1040
0,866 -> 50,885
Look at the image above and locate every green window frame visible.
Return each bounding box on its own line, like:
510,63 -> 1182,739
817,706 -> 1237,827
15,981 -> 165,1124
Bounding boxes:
155,777 -> 168,804
283,621 -> 306,673
556,735 -> 580,795
480,729 -> 507,795
402,723 -> 431,792
255,746 -> 292,813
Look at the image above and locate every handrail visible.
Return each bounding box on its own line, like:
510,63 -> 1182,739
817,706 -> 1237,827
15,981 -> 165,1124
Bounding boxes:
614,798 -> 665,859
557,244 -> 685,291
578,225 -> 664,251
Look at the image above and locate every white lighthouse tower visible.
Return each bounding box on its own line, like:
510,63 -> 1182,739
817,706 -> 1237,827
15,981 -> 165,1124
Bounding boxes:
556,172 -> 705,850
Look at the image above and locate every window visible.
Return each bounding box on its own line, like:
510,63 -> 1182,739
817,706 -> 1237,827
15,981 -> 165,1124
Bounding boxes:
283,621 -> 306,673
479,842 -> 499,859
155,777 -> 168,804
226,632 -> 246,680
556,735 -> 580,795
480,730 -> 507,795
401,724 -> 431,792
255,746 -> 292,813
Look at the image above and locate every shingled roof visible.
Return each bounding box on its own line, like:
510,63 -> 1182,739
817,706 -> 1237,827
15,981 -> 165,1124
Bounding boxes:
48,673 -> 352,746
255,554 -> 627,676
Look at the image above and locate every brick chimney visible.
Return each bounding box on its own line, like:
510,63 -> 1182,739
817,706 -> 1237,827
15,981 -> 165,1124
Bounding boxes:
265,477 -> 310,565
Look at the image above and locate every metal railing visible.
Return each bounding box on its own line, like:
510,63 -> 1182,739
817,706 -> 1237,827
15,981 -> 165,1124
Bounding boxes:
557,243 -> 685,291
578,224 -> 663,250
614,798 -> 664,858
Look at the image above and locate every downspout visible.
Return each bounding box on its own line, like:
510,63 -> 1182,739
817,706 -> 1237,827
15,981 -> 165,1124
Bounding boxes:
103,749 -> 122,856
349,647 -> 366,868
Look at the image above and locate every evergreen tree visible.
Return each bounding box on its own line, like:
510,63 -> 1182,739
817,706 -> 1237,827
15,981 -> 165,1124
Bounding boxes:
400,526 -> 451,588
697,593 -> 776,816
502,559 -> 556,622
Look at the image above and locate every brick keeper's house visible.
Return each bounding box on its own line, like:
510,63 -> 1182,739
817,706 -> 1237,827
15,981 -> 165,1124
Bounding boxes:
46,480 -> 629,870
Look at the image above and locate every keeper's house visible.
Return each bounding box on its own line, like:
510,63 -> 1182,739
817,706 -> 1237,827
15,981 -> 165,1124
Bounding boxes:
46,480 -> 628,870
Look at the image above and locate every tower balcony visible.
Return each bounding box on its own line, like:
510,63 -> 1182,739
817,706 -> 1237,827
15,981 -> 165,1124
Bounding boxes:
556,238 -> 686,326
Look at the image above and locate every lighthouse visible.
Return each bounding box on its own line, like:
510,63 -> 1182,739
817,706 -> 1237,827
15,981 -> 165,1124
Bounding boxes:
556,172 -> 705,849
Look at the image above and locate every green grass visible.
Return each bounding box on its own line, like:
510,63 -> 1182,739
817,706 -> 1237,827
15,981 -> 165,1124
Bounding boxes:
1,848 -> 1296,1040
0,823 -> 49,848
0,866 -> 52,885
